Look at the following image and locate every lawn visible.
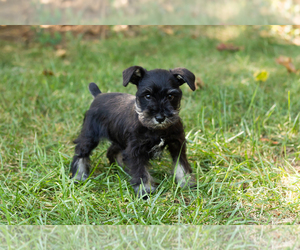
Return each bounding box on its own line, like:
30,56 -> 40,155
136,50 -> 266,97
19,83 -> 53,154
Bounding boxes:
1,26 -> 300,225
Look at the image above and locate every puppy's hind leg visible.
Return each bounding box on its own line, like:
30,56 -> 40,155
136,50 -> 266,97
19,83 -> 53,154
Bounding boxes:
71,136 -> 99,181
107,143 -> 124,167
71,113 -> 101,181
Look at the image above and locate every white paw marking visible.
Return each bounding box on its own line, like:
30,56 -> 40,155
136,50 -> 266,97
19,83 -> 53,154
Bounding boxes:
174,162 -> 195,188
175,163 -> 186,182
75,158 -> 89,181
116,152 -> 124,167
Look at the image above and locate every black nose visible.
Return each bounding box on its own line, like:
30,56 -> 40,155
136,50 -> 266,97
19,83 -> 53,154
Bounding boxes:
155,115 -> 165,123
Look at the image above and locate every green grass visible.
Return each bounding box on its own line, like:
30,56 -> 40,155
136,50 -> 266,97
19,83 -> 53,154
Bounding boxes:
0,26 -> 300,225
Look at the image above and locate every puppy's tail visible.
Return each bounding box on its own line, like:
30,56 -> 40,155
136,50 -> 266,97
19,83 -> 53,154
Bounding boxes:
89,82 -> 101,98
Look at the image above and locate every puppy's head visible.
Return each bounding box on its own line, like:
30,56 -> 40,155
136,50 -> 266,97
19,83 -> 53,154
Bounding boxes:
123,66 -> 196,130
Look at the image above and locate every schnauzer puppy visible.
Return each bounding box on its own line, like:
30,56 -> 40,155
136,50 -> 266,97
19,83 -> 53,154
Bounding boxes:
70,66 -> 196,197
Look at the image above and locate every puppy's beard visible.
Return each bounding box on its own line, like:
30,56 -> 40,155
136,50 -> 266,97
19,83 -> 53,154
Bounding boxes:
135,102 -> 179,129
151,113 -> 179,129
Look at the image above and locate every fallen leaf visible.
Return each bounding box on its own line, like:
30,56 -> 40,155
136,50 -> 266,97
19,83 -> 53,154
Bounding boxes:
161,26 -> 174,35
55,49 -> 67,58
275,56 -> 297,73
112,25 -> 128,32
43,69 -> 54,76
195,77 -> 204,90
86,26 -> 103,35
253,70 -> 269,82
216,43 -> 242,52
260,137 -> 279,145
242,182 -> 248,192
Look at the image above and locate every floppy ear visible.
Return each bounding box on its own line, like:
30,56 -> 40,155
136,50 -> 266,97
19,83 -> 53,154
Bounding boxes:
123,66 -> 146,87
170,68 -> 196,91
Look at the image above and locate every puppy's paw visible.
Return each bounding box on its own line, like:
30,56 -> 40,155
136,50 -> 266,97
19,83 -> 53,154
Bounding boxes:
132,183 -> 156,200
71,158 -> 90,182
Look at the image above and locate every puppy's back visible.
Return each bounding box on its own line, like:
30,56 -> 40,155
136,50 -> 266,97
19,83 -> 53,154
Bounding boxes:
88,92 -> 136,145
90,92 -> 136,121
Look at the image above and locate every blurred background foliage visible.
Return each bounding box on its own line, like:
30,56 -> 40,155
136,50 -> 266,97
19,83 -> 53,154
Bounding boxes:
269,0 -> 300,23
1,25 -> 300,47
0,0 -> 299,24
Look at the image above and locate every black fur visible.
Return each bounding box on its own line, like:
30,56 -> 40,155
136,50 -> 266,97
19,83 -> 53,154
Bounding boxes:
70,66 -> 196,198
89,82 -> 101,97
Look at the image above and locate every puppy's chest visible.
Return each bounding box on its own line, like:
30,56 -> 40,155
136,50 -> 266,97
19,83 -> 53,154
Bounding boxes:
142,132 -> 169,159
148,137 -> 165,158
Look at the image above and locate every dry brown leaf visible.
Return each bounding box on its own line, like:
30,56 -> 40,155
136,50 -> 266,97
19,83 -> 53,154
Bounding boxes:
56,49 -> 67,58
43,69 -> 54,76
162,27 -> 174,35
195,77 -> 204,90
86,26 -> 104,35
112,25 -> 128,33
259,137 -> 279,145
216,43 -> 243,52
276,56 -> 297,73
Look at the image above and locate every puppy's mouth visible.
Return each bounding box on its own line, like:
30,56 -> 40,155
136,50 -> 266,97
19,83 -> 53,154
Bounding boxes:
151,116 -> 178,129
135,102 -> 179,130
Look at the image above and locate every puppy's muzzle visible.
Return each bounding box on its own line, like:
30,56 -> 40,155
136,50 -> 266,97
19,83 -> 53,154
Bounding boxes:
135,102 -> 179,129
155,114 -> 165,124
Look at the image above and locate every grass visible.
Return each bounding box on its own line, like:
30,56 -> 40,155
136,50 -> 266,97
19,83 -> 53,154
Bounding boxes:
0,26 -> 300,225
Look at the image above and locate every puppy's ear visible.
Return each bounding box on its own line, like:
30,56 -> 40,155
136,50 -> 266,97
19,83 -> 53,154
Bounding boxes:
123,66 -> 146,87
170,68 -> 196,91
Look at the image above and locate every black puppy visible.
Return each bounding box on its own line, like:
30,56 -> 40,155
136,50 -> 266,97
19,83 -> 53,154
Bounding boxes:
70,66 -> 196,197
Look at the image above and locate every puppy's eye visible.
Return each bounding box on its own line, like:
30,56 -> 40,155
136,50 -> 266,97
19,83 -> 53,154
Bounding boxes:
145,94 -> 151,100
167,94 -> 174,101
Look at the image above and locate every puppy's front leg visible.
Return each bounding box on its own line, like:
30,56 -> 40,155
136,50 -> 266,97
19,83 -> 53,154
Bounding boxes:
168,136 -> 195,188
123,149 -> 156,198
71,156 -> 91,181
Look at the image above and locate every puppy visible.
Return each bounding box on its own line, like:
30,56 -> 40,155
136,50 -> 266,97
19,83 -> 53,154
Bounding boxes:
70,66 -> 196,197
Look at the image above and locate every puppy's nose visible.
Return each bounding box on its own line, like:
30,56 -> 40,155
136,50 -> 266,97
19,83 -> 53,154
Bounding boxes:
155,114 -> 165,123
